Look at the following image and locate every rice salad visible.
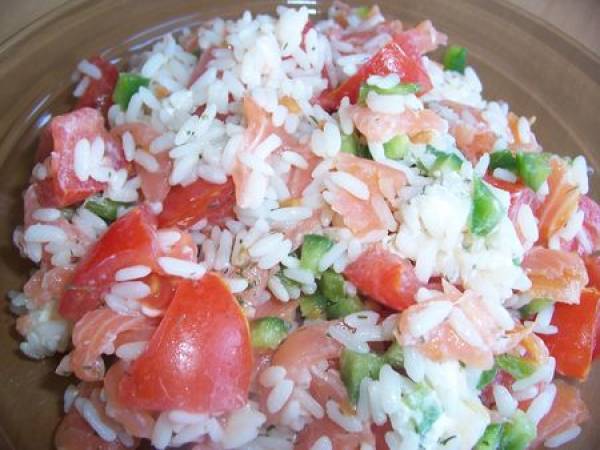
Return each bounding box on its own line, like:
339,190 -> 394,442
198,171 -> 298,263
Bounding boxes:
9,2 -> 600,449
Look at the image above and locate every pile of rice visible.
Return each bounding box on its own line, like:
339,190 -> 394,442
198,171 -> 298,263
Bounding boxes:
8,2 -> 592,450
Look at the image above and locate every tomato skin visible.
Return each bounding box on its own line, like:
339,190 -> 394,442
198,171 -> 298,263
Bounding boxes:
541,288 -> 600,380
138,273 -> 180,313
118,274 -> 252,413
158,177 -> 235,229
59,207 -> 159,321
317,39 -> 432,112
36,107 -> 125,207
344,246 -> 420,310
74,56 -> 119,119
583,254 -> 600,359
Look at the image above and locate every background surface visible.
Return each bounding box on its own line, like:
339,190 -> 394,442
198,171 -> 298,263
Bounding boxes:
1,0 -> 599,55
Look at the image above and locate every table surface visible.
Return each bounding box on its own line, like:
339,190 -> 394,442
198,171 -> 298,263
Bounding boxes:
1,0 -> 599,55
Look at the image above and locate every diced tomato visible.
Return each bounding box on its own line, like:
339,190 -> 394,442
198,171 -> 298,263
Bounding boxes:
584,252 -> 600,360
36,124 -> 54,163
345,245 -> 420,310
541,288 -> 600,380
584,254 -> 600,289
158,177 -> 235,229
36,107 -> 126,207
59,207 -> 160,321
119,274 -> 252,413
538,158 -> 581,244
532,380 -> 589,448
522,247 -> 588,304
138,273 -> 180,314
104,361 -> 155,439
317,39 -> 432,112
74,56 -> 119,120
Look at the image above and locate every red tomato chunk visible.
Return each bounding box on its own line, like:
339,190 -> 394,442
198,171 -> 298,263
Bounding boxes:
345,245 -> 420,311
59,207 -> 160,321
158,177 -> 235,229
118,274 -> 252,413
36,107 -> 126,208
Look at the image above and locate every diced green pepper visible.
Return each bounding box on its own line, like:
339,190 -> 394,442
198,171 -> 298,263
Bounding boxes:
519,298 -> 553,319
474,423 -> 504,450
300,234 -> 334,273
250,317 -> 290,350
113,72 -> 151,110
85,197 -> 132,222
430,152 -> 463,174
404,384 -> 442,436
358,82 -> 420,104
341,133 -> 360,155
355,6 -> 371,19
340,349 -> 384,403
326,295 -> 364,319
443,45 -> 468,74
384,134 -> 409,160
319,270 -> 346,302
299,294 -> 328,320
489,150 -> 517,174
516,153 -> 551,192
383,341 -> 404,370
477,365 -> 498,390
470,177 -> 504,236
501,410 -> 536,450
496,354 -> 537,380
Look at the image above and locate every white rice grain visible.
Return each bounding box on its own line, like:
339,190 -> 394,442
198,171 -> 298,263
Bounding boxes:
283,267 -> 314,285
122,131 -> 136,162
330,171 -> 369,200
493,384 -> 518,418
325,400 -> 362,433
78,59 -> 102,80
310,436 -> 333,450
115,265 -> 152,282
267,379 -> 295,413
268,275 -> 290,302
158,257 -> 206,280
544,426 -> 582,448
73,138 -> 91,181
32,208 -> 61,222
24,224 -> 67,243
134,150 -> 160,173
406,301 -> 453,338
526,383 -> 557,425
